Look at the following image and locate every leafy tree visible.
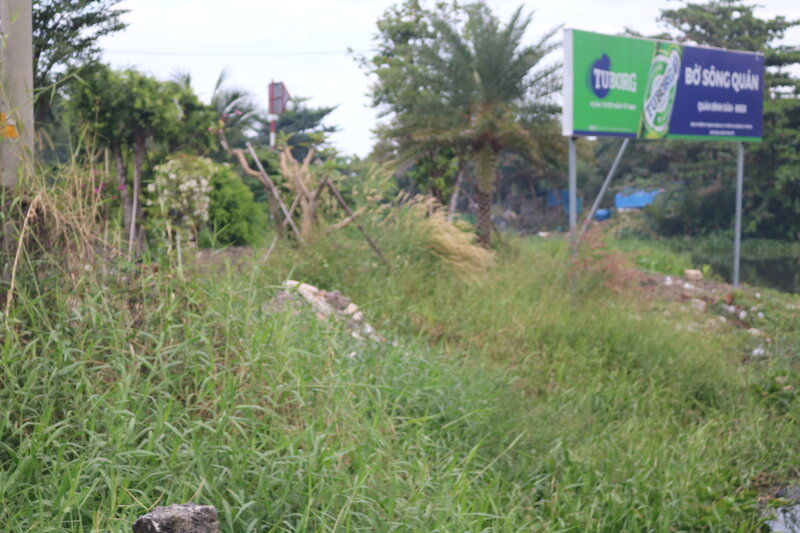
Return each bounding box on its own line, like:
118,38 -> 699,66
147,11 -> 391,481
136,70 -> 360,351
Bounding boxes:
172,70 -> 261,154
68,65 -> 214,250
404,147 -> 461,200
68,65 -> 134,228
32,0 -> 128,120
363,1 -> 464,203
648,0 -> 800,239
163,75 -> 218,155
364,1 -> 560,245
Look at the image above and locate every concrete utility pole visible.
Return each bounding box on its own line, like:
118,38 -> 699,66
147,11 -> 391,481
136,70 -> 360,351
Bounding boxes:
0,0 -> 35,188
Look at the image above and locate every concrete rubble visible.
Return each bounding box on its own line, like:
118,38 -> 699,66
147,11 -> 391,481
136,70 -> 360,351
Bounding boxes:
684,269 -> 703,281
132,503 -> 219,533
265,280 -> 384,343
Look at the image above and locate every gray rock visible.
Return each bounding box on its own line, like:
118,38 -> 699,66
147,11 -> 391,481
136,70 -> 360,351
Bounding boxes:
690,298 -> 707,312
770,504 -> 800,532
323,290 -> 351,311
770,488 -> 800,532
684,269 -> 703,281
133,503 -> 219,533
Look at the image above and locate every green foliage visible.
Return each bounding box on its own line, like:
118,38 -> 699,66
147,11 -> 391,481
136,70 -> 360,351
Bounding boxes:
275,229 -> 800,530
173,69 -> 261,155
644,181 -> 735,236
67,64 -> 129,150
32,0 -> 128,119
68,64 -> 217,247
166,81 -> 217,155
5,183 -> 800,530
403,146 -> 460,200
659,0 -> 799,69
747,96 -> 800,239
609,1 -> 800,240
146,154 -> 214,247
363,1 -> 561,245
202,165 -> 267,247
609,237 -> 695,276
69,65 -> 215,157
254,97 -> 339,162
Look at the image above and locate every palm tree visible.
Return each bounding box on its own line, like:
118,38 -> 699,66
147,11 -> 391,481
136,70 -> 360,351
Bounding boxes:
171,69 -> 260,152
209,70 -> 260,151
392,3 -> 560,246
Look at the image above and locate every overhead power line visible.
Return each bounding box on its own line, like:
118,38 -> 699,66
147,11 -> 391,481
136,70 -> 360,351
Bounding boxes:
104,49 -> 372,57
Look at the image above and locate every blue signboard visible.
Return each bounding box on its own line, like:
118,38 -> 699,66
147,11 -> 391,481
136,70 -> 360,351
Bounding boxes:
668,45 -> 764,140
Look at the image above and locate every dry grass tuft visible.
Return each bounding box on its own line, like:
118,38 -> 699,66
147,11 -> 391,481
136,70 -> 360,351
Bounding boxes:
405,196 -> 495,282
3,152 -> 122,310
573,226 -> 643,292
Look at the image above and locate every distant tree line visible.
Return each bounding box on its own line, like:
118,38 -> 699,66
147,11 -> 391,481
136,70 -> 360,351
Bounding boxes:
30,0 -> 342,251
364,0 -> 800,242
32,0 -> 800,246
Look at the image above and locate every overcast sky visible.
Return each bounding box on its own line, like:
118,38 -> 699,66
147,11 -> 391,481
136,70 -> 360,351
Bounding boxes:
98,0 -> 800,157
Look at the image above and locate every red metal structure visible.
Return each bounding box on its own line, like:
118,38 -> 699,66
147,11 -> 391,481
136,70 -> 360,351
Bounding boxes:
268,81 -> 289,147
268,81 -> 289,115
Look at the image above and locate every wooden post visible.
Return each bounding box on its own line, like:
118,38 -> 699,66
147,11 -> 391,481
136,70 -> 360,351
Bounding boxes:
324,178 -> 388,265
245,142 -> 303,243
0,0 -> 35,188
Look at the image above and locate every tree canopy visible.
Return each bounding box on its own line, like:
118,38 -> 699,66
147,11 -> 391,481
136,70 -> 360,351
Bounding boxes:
646,0 -> 800,239
363,0 -> 561,245
32,0 -> 128,119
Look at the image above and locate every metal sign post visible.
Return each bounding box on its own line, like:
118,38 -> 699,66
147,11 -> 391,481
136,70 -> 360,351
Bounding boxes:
580,138 -> 630,235
562,29 -> 763,287
733,142 -> 744,288
568,136 -> 578,255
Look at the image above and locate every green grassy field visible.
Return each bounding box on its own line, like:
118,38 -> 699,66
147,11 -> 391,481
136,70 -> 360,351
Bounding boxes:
3,224 -> 800,531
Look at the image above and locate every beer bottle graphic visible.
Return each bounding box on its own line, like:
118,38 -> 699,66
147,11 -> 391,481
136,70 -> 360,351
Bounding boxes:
640,42 -> 682,139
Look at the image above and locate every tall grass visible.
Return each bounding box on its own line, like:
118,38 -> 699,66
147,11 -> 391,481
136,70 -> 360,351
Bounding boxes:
275,226 -> 800,531
3,168 -> 800,530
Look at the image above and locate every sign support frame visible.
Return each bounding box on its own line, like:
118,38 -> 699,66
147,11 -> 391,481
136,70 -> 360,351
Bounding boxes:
733,142 -> 744,288
580,137 -> 630,236
568,136 -> 577,256
567,139 -> 747,289
564,28 -> 760,289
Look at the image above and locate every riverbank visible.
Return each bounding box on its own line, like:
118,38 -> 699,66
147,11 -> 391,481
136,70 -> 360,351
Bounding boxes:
3,231 -> 800,530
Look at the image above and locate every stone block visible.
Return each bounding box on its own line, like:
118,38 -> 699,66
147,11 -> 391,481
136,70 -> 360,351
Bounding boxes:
133,503 -> 219,533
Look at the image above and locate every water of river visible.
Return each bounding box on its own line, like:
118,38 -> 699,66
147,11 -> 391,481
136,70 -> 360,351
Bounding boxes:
692,255 -> 800,294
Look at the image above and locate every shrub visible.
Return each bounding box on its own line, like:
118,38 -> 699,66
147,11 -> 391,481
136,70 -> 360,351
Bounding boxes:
645,183 -> 735,237
146,154 -> 213,248
201,165 -> 268,247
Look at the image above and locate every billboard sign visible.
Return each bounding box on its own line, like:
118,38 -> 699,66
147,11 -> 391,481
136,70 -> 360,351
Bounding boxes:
268,81 -> 289,115
562,29 -> 764,141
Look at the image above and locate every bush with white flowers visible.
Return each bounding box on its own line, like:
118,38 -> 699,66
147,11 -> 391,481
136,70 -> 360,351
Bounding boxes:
147,154 -> 214,247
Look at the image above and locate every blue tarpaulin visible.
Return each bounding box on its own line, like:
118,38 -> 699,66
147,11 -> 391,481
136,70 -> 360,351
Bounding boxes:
614,188 -> 661,209
546,190 -> 582,214
594,208 -> 612,221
